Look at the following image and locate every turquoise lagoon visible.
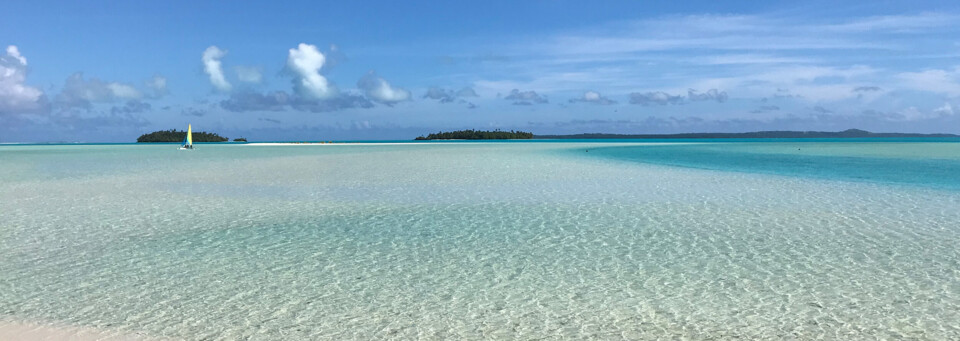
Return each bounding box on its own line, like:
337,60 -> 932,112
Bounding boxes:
1,140 -> 960,339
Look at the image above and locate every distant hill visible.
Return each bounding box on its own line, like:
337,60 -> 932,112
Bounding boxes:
136,129 -> 229,143
534,129 -> 960,139
415,129 -> 534,140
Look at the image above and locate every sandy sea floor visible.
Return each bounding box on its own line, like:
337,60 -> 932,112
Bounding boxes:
2,142 -> 959,339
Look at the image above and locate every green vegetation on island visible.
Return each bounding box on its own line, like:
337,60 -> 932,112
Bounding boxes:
415,129 -> 534,140
534,129 -> 959,139
136,129 -> 229,143
233,137 -> 247,142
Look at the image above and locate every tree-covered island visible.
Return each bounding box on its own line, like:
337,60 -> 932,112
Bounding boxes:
136,129 -> 229,143
415,129 -> 534,140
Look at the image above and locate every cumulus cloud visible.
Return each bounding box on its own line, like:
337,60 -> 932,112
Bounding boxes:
145,75 -> 168,98
897,68 -> 960,96
569,90 -> 617,105
55,73 -> 142,109
6,46 -> 26,65
235,66 -> 263,84
456,87 -> 478,97
629,88 -> 728,105
0,45 -> 45,114
110,100 -> 151,115
288,43 -> 336,99
108,83 -> 141,98
629,91 -> 683,105
423,87 -> 456,103
357,71 -> 411,105
504,89 -> 547,105
202,46 -> 231,92
423,86 -> 478,104
934,102 -> 954,116
687,88 -> 728,102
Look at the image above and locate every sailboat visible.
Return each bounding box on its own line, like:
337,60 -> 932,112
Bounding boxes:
178,124 -> 194,150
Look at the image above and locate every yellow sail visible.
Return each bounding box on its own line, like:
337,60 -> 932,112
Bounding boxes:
187,124 -> 193,146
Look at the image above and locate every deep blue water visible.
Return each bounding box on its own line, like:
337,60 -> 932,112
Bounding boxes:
586,142 -> 960,190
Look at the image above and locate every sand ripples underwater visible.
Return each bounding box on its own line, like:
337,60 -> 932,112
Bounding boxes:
2,142 -> 959,339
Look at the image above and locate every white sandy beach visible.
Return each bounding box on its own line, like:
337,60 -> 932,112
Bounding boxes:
244,141 -> 697,146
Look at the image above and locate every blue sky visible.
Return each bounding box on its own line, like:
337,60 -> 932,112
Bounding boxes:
2,0 -> 960,142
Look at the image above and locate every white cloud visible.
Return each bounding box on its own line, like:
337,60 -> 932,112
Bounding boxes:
423,87 -> 456,103
934,102 -> 954,116
202,46 -> 231,92
682,65 -> 879,101
55,73 -> 142,109
287,43 -> 336,99
538,15 -> 889,59
823,13 -> 960,33
145,75 -> 168,98
0,45 -> 45,114
629,91 -> 683,106
474,12 -> 958,105
504,89 -> 548,105
864,104 -> 956,122
687,88 -> 728,102
897,67 -> 960,96
456,87 -> 478,97
6,46 -> 27,65
423,86 -> 478,104
235,66 -> 262,83
569,90 -> 616,105
535,13 -> 958,61
357,71 -> 410,104
626,88 -> 727,105
107,83 -> 141,99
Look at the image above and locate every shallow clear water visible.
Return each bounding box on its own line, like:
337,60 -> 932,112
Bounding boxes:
2,141 -> 960,339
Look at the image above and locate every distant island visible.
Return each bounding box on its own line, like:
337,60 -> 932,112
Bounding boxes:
534,129 -> 959,139
136,129 -> 229,143
415,129 -> 534,140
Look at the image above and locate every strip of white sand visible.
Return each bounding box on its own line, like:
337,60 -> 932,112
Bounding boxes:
0,320 -> 159,341
245,142 -> 500,146
245,142 -> 698,146
247,142 -> 412,146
